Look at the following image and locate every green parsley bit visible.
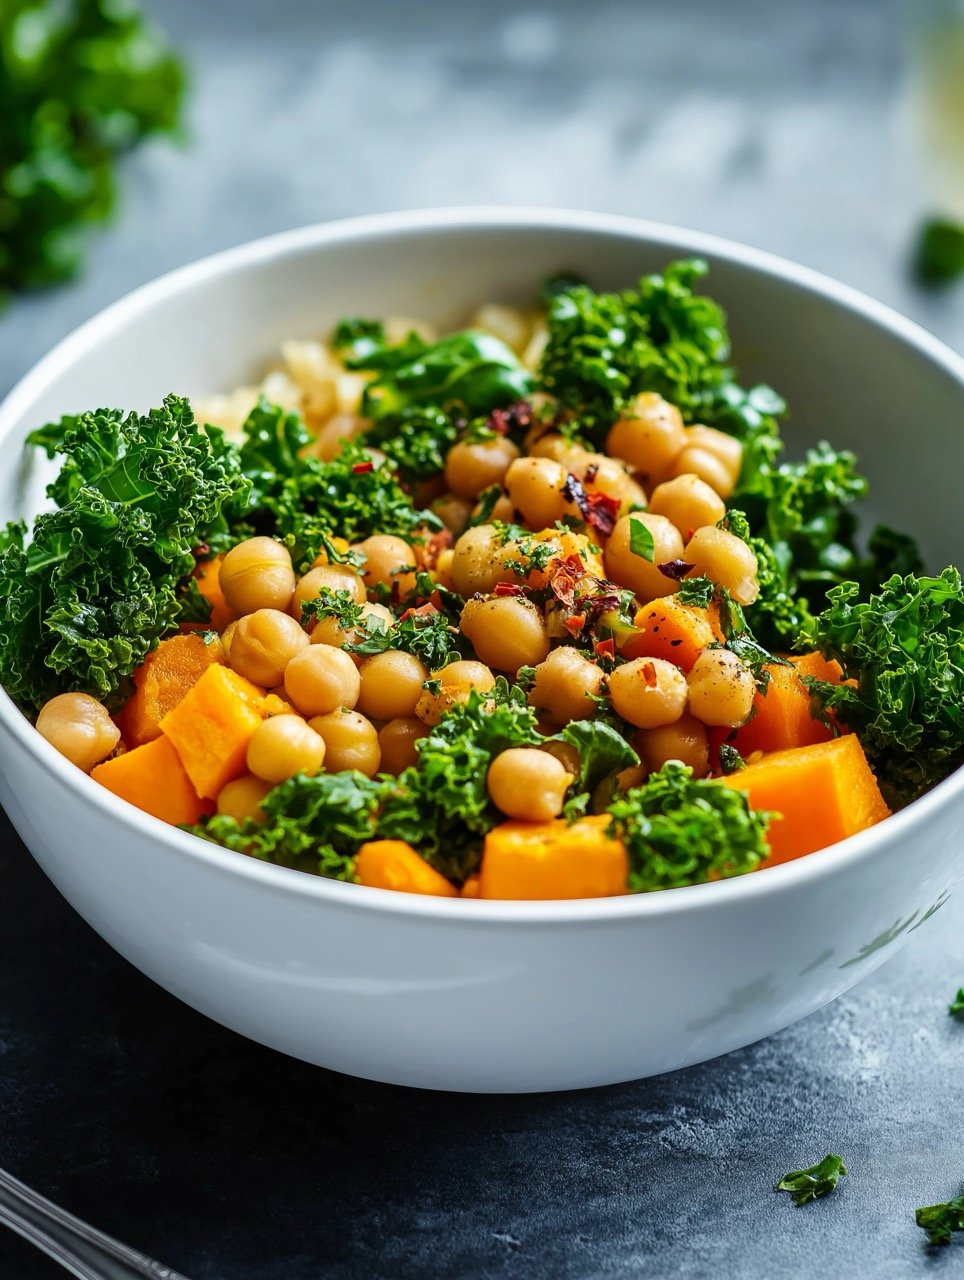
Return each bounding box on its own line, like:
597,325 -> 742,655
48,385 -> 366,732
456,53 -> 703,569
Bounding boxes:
776,1154 -> 847,1206
949,988 -> 964,1021
915,1194 -> 964,1246
915,218 -> 964,285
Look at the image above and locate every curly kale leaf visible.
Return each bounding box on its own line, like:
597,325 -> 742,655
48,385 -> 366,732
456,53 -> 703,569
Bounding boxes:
347,606 -> 462,671
607,761 -> 772,892
554,719 -> 639,818
803,568 -> 964,806
0,396 -> 246,713
730,444 -> 870,647
536,259 -> 785,458
195,771 -> 385,881
0,0 -> 186,297
379,680 -> 542,883
225,399 -> 439,569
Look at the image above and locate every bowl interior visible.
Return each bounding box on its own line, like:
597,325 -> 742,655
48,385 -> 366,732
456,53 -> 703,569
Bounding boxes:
1,210 -> 961,567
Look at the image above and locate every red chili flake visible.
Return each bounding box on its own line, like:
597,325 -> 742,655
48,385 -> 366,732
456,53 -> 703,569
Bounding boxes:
583,462 -> 599,483
583,491 -> 620,536
191,543 -> 210,560
487,401 -> 533,436
421,529 -> 453,570
399,603 -> 438,622
685,527 -> 696,543
658,559 -> 695,582
642,661 -> 658,688
564,614 -> 586,635
494,581 -> 526,597
594,637 -> 616,660
546,554 -> 585,608
352,460 -> 374,474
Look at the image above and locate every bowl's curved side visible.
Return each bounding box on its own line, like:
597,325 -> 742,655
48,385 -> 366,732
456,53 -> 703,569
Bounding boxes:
1,704 -> 960,1092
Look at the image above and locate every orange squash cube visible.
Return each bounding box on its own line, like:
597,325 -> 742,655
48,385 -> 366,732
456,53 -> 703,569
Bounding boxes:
91,735 -> 213,826
116,632 -> 226,748
354,840 -> 458,897
479,814 -> 629,900
160,664 -> 265,799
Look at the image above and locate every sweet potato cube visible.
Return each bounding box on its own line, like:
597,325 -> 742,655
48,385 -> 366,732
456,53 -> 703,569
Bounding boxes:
160,664 -> 265,799
730,661 -> 834,757
91,735 -> 213,826
717,735 -> 890,866
355,840 -> 458,897
116,632 -> 226,748
479,814 -> 629,900
623,596 -> 719,671
187,555 -> 237,633
789,651 -> 847,685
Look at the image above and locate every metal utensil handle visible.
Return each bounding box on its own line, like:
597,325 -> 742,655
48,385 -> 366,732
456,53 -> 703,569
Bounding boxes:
0,1166 -> 191,1280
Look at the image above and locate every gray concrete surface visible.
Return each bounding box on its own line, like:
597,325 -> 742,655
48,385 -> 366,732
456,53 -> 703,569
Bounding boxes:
1,2 -> 963,1277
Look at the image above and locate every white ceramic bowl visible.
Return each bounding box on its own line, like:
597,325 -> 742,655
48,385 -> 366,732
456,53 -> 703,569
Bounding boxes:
1,209 -> 962,1093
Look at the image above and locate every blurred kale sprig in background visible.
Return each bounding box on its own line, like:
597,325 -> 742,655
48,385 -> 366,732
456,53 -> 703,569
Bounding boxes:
0,0 -> 185,299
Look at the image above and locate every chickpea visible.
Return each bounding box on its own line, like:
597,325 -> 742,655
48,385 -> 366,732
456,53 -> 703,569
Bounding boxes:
246,715 -> 326,784
608,657 -> 688,729
219,537 -> 296,616
228,608 -> 309,687
528,432 -> 589,469
647,474 -> 726,538
605,392 -> 685,482
459,595 -> 550,672
450,524 -> 511,596
284,645 -> 361,717
578,452 -> 647,515
604,513 -> 685,603
472,303 -> 531,352
682,426 -> 743,488
378,717 -> 428,774
357,650 -> 429,720
636,714 -> 709,777
487,747 -> 573,821
684,526 -> 759,605
220,619 -> 239,657
527,647 -> 605,724
308,709 -> 381,776
36,692 -> 120,772
444,436 -> 520,499
354,534 -> 416,595
671,446 -> 736,499
503,456 -> 570,529
310,601 -> 393,652
311,413 -> 368,461
292,564 -> 366,619
687,648 -> 756,727
217,774 -> 272,824
433,493 -> 474,535
415,659 -> 495,725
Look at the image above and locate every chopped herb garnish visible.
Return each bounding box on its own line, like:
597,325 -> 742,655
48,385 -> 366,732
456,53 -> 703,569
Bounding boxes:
628,517 -> 655,562
949,989 -> 964,1021
776,1155 -> 847,1206
916,1194 -> 964,1246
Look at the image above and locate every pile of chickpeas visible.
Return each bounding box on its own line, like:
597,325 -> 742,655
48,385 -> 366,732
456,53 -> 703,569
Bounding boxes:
36,354 -> 762,838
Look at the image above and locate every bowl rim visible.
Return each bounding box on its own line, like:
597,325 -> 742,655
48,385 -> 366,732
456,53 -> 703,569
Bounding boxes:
1,204 -> 962,924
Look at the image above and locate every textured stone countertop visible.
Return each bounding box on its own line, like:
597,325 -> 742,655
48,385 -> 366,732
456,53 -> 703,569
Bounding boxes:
1,2 -> 963,1276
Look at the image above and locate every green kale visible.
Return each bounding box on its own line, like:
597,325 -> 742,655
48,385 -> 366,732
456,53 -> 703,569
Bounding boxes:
536,259 -> 785,456
227,400 -> 439,569
803,568 -> 964,806
554,719 -> 639,817
299,587 -> 368,630
718,744 -> 746,774
0,0 -> 186,297
349,328 -> 533,418
916,1194 -> 964,1246
0,396 -> 246,713
731,444 -> 870,647
776,1155 -> 847,1206
364,406 -> 460,483
347,605 -> 462,671
915,218 -> 964,285
379,680 -> 542,882
196,771 -> 384,881
330,316 -> 385,363
949,988 -> 964,1021
606,761 -> 772,892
